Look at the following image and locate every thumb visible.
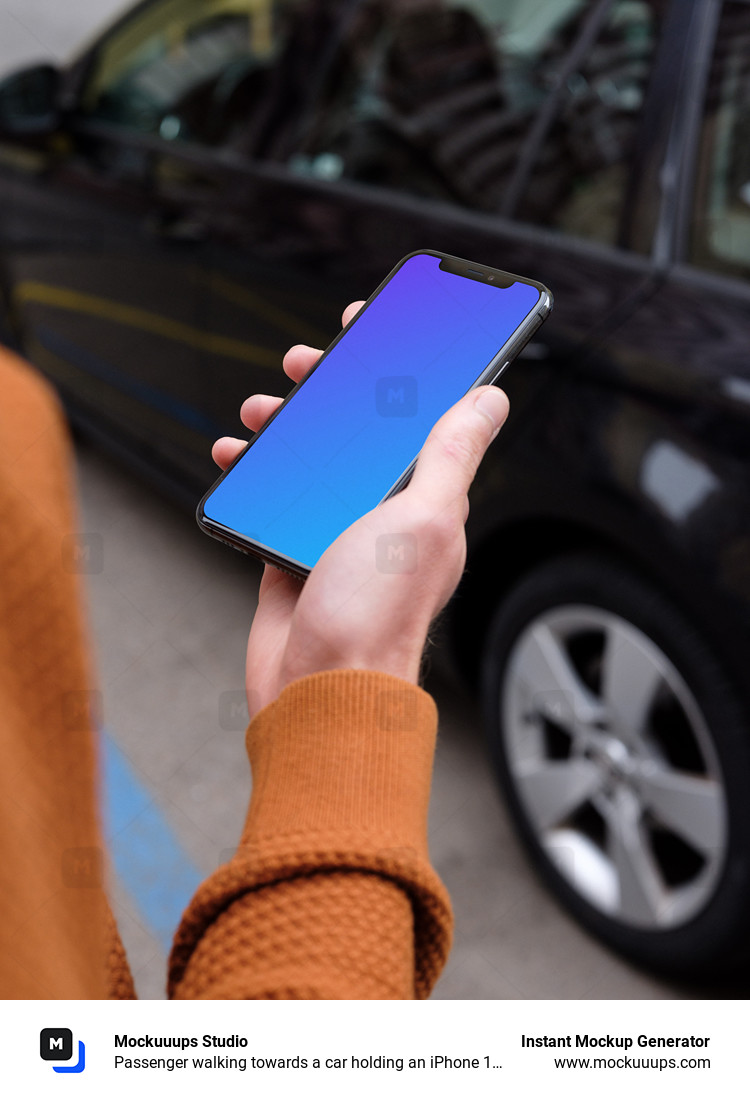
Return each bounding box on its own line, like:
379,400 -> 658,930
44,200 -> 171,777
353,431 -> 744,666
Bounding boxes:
406,386 -> 509,512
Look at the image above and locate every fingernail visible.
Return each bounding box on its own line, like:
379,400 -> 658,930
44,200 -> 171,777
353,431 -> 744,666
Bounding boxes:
474,388 -> 508,438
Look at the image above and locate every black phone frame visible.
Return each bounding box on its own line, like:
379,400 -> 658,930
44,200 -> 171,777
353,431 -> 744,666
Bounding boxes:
196,249 -> 553,578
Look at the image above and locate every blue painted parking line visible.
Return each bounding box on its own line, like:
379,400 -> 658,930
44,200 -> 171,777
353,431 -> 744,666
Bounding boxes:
100,731 -> 204,952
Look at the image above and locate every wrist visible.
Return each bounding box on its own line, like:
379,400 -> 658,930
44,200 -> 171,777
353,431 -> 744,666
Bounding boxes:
279,627 -> 426,691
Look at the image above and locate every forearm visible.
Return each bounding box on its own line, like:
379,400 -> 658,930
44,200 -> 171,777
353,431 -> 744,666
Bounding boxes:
168,670 -> 452,999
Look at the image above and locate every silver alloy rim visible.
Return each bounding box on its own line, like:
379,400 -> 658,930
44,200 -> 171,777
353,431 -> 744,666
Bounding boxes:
500,605 -> 728,929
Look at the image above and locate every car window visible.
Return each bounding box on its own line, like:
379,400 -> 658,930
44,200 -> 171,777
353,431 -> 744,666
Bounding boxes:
515,0 -> 662,244
80,0 -> 305,148
292,0 -> 661,247
690,0 -> 750,280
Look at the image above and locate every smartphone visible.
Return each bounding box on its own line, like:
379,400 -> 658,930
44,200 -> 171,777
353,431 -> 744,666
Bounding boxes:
197,250 -> 552,576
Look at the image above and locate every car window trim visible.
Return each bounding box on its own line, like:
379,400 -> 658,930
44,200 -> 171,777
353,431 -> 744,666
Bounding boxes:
659,0 -> 723,267
615,0 -> 696,253
60,0 -> 160,110
665,256 -> 750,305
64,114 -> 659,274
68,115 -> 259,177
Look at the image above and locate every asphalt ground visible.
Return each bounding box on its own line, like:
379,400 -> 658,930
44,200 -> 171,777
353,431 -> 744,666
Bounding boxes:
0,0 -> 700,1000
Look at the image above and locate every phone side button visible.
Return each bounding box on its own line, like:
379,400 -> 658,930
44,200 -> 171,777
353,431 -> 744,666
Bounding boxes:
489,361 -> 510,383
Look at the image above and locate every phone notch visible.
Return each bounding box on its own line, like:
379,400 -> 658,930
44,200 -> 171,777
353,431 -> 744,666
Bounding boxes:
438,256 -> 516,288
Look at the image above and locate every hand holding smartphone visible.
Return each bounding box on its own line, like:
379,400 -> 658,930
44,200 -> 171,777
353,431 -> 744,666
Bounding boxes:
198,251 -> 552,576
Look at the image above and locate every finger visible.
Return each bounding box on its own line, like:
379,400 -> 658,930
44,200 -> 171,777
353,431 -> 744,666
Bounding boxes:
283,343 -> 323,383
407,386 -> 509,512
212,436 -> 247,470
282,304 -> 366,385
239,393 -> 284,431
342,300 -> 366,328
258,561 -> 304,603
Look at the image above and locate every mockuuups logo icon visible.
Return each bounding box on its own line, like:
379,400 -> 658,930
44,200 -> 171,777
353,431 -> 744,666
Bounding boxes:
40,1029 -> 86,1074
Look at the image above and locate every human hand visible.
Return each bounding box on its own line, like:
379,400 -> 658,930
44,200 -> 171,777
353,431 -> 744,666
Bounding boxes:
212,302 -> 509,722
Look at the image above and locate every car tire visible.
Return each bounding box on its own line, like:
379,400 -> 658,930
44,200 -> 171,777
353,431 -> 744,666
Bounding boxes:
481,552 -> 750,980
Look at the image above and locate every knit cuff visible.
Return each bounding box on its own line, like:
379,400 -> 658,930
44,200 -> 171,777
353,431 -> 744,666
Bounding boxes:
244,668 -> 438,855
168,670 -> 452,998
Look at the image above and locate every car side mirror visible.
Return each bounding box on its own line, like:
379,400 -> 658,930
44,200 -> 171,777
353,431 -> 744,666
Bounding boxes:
0,63 -> 61,136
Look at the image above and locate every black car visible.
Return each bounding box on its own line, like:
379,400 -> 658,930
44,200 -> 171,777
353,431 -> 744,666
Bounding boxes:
1,0 -> 749,979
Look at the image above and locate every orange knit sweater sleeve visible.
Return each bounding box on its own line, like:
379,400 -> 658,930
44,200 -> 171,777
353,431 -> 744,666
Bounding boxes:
169,670 -> 453,999
0,348 -> 111,998
0,347 -> 453,999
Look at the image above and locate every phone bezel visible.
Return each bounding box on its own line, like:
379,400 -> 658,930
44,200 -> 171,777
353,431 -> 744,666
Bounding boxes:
196,249 -> 553,578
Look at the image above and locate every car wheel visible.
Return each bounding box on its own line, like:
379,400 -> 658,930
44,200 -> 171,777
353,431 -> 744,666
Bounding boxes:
481,553 -> 750,979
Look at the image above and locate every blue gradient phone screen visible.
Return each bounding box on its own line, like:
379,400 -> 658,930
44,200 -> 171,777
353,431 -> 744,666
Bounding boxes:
203,253 -> 541,570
